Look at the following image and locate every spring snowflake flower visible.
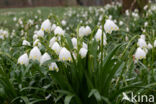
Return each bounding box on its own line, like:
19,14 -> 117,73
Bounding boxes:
33,39 -> 41,48
54,26 -> 65,36
85,26 -> 92,36
29,46 -> 41,62
134,47 -> 146,60
79,26 -> 86,37
79,26 -> 91,37
22,40 -> 31,46
0,29 -> 9,40
51,24 -> 56,31
79,48 -> 88,58
154,40 -> 156,47
137,38 -> 147,48
61,20 -> 67,26
140,34 -> 145,40
147,43 -> 153,49
83,42 -> 88,49
119,21 -> 123,26
71,37 -> 77,49
59,47 -> 72,61
41,19 -> 51,32
37,30 -> 44,37
144,22 -> 148,27
51,42 -> 62,55
95,29 -> 102,41
40,52 -> 51,65
104,19 -> 119,34
49,62 -> 59,72
49,37 -> 57,48
18,53 -> 29,66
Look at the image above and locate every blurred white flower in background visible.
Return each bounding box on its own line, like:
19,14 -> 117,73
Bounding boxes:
54,26 -> 65,36
18,53 -> 29,66
147,43 -> 153,49
154,40 -> 156,47
49,37 -> 57,48
71,37 -> 77,49
22,40 -> 31,46
79,48 -> 88,58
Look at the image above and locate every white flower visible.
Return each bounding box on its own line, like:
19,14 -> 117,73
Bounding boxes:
125,10 -> 130,16
61,20 -> 67,26
104,19 -> 119,34
144,22 -> 148,27
51,24 -> 56,31
147,43 -> 153,49
49,62 -> 59,72
33,39 -> 41,47
13,17 -> 17,21
18,53 -> 29,66
54,26 -> 65,36
95,29 -> 102,41
51,42 -> 62,55
71,37 -> 77,49
85,26 -> 91,36
134,47 -> 146,60
41,19 -> 51,32
29,46 -> 41,62
49,37 -> 57,48
137,38 -> 147,48
79,48 -> 88,58
95,29 -> 107,42
119,21 -> 123,26
79,26 -> 86,37
59,47 -> 72,61
140,34 -> 145,40
40,52 -> 51,65
79,26 -> 91,37
22,40 -> 31,46
37,30 -> 44,37
83,42 -> 88,49
154,40 -> 156,47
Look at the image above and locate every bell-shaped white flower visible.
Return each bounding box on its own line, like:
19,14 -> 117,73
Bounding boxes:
71,37 -> 77,49
85,26 -> 91,36
140,34 -> 145,40
29,46 -> 41,62
51,42 -> 62,55
49,37 -> 57,48
37,30 -> 44,37
79,26 -> 86,37
104,19 -> 119,34
22,40 -> 31,46
59,47 -> 72,61
61,20 -> 67,26
41,19 -> 51,32
147,43 -> 153,49
137,38 -> 147,48
83,42 -> 88,49
54,26 -> 65,36
49,62 -> 59,72
95,29 -> 102,41
79,48 -> 88,58
154,40 -> 156,47
33,39 -> 41,47
134,47 -> 146,60
40,52 -> 51,65
18,53 -> 29,66
95,29 -> 107,42
51,24 -> 56,31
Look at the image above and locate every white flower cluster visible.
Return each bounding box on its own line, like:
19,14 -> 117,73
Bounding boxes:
0,29 -> 9,40
134,34 -> 155,61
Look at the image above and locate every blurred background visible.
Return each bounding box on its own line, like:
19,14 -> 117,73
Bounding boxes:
0,0 -> 155,8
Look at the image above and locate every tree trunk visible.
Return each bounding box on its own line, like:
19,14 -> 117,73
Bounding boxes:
122,0 -> 149,12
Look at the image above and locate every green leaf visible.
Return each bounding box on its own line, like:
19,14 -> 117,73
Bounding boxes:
64,94 -> 75,104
